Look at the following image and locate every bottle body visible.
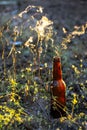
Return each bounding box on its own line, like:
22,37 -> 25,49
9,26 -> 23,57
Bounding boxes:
50,57 -> 66,118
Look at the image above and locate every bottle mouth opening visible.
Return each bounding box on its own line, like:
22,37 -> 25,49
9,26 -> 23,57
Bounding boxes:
53,57 -> 61,62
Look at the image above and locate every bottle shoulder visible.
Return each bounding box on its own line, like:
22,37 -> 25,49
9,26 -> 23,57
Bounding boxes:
52,79 -> 66,87
51,79 -> 66,93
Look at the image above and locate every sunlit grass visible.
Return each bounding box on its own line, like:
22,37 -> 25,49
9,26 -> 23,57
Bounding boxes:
0,5 -> 87,130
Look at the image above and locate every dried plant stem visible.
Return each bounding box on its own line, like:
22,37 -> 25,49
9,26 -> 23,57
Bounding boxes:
12,45 -> 16,79
2,41 -> 6,77
71,104 -> 75,118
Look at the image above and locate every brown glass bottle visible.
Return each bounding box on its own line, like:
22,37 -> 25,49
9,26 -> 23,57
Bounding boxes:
50,57 -> 66,118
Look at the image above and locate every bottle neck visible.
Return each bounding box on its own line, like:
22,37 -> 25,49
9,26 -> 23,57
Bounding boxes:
53,58 -> 62,80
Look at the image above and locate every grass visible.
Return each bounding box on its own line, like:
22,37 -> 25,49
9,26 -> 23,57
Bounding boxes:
0,5 -> 87,130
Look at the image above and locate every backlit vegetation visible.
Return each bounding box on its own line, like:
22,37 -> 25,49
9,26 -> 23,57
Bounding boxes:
0,5 -> 87,130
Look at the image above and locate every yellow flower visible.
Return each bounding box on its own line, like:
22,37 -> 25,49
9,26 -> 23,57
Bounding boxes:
72,94 -> 78,105
10,78 -> 17,86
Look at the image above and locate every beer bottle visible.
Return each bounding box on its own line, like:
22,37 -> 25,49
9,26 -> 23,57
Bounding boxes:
50,57 -> 66,118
